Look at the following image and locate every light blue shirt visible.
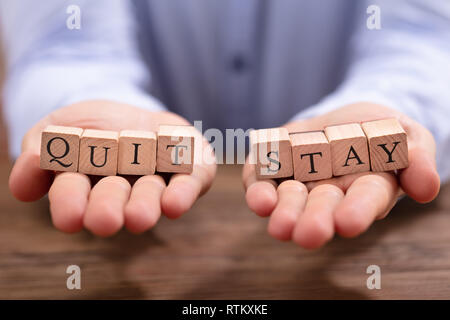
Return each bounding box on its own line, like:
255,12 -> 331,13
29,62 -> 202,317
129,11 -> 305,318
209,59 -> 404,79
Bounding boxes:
1,0 -> 450,181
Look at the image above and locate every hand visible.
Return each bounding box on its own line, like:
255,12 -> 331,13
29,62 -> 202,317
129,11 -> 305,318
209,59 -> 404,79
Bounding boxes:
243,103 -> 440,249
9,100 -> 216,236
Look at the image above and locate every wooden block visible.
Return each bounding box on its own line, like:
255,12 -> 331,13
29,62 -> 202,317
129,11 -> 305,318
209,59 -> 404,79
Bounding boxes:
40,125 -> 83,172
79,129 -> 119,176
361,118 -> 408,172
249,128 -> 293,179
118,130 -> 157,175
156,125 -> 195,174
324,123 -> 370,176
290,131 -> 332,182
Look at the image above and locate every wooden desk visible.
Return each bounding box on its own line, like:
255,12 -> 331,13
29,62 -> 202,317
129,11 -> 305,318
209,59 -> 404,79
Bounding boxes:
0,157 -> 449,299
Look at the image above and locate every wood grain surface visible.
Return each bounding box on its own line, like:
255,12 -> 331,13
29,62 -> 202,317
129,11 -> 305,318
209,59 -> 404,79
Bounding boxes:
0,157 -> 449,299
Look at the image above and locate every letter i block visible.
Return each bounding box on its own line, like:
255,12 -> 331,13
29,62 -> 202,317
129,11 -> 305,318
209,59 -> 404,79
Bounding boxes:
249,128 -> 293,179
290,131 -> 332,182
79,129 -> 119,176
118,130 -> 157,175
156,125 -> 195,174
40,125 -> 83,172
324,123 -> 370,176
361,118 -> 408,172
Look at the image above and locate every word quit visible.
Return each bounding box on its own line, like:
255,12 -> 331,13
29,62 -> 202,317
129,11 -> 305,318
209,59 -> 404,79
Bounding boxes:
40,125 -> 196,176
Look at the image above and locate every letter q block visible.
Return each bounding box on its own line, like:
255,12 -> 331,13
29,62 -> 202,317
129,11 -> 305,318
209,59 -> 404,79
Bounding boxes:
156,125 -> 195,174
40,125 -> 83,172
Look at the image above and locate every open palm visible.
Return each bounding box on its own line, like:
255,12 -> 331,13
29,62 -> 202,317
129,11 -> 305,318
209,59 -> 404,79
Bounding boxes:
243,103 -> 440,249
9,100 -> 216,236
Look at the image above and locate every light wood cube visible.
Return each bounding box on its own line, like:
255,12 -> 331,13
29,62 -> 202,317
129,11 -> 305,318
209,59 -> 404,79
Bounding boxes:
40,125 -> 83,172
290,131 -> 332,182
118,130 -> 157,175
361,118 -> 408,172
249,128 -> 293,179
324,123 -> 370,176
156,125 -> 195,174
79,129 -> 119,176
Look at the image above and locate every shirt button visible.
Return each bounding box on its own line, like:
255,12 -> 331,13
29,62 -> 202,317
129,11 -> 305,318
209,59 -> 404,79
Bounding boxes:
230,54 -> 249,73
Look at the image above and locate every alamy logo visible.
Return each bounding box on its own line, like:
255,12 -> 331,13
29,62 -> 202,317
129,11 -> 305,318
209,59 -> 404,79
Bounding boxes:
366,5 -> 381,30
366,265 -> 381,290
66,265 -> 81,290
66,5 -> 81,30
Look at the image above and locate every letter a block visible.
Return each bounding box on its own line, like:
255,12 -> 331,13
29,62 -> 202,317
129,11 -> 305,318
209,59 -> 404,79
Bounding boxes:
361,118 -> 408,172
79,129 -> 119,176
40,125 -> 83,172
324,123 -> 370,176
156,125 -> 195,174
118,130 -> 157,175
290,131 -> 332,182
250,128 -> 293,179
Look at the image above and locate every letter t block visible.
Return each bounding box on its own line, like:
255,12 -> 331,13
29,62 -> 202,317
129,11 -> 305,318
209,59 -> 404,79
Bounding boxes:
249,128 -> 293,179
40,125 -> 83,172
361,118 -> 408,172
156,125 -> 195,174
290,131 -> 332,182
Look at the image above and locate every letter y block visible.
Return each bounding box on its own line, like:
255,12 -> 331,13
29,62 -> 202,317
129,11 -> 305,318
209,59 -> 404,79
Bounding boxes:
361,118 -> 408,172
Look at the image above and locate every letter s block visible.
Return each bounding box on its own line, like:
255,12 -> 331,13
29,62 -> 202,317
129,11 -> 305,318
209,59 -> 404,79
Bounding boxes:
361,118 -> 408,172
156,125 -> 195,174
249,128 -> 293,179
290,131 -> 332,182
79,129 -> 119,176
40,125 -> 83,172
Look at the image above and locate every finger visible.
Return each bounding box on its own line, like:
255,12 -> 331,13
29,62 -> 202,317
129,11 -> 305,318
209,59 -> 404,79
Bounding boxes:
334,173 -> 398,238
268,180 -> 308,241
9,151 -> 53,202
48,172 -> 91,233
243,163 -> 278,217
292,184 -> 344,249
83,176 -> 131,237
400,148 -> 440,203
124,175 -> 166,234
399,119 -> 440,203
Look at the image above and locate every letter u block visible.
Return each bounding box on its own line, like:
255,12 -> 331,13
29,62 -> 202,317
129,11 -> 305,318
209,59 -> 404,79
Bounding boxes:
290,131 -> 332,182
156,125 -> 195,174
79,129 -> 119,176
249,128 -> 293,179
40,125 -> 83,172
361,118 -> 408,172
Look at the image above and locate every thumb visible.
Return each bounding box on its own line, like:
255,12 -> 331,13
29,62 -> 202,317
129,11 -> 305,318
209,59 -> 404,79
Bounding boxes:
9,123 -> 53,202
398,117 -> 440,203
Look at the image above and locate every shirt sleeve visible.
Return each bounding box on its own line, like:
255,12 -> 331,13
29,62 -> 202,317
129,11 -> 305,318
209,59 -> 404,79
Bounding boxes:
0,0 -> 165,158
291,0 -> 450,182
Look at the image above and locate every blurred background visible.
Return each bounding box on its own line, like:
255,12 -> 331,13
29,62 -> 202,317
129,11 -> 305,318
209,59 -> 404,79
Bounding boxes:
0,43 -> 8,159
